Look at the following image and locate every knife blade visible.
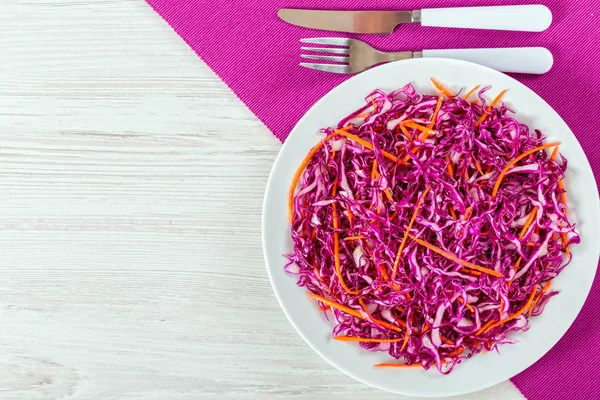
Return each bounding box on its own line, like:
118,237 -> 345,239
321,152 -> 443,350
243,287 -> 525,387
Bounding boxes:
277,9 -> 417,34
278,5 -> 552,33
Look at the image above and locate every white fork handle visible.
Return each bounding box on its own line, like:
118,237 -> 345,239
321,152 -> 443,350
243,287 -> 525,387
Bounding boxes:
422,47 -> 553,74
421,5 -> 552,32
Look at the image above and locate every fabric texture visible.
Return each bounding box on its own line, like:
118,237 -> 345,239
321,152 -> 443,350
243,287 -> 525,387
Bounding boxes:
145,0 -> 599,398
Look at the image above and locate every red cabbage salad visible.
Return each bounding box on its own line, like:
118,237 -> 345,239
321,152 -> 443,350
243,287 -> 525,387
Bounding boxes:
285,79 -> 579,373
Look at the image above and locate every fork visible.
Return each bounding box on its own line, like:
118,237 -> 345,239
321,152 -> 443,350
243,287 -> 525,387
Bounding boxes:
300,38 -> 553,75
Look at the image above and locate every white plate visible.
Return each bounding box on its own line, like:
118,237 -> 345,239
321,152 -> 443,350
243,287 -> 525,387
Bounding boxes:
261,58 -> 600,397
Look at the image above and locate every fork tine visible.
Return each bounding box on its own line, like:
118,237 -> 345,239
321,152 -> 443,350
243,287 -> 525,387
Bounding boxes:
300,38 -> 351,47
300,46 -> 349,55
300,54 -> 348,63
300,63 -> 352,74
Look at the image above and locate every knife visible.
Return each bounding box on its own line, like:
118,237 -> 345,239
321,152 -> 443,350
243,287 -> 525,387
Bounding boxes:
278,5 -> 552,33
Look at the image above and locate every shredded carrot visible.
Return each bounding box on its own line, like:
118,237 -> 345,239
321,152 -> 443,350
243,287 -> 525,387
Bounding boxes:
346,209 -> 353,225
475,319 -> 496,336
389,212 -> 398,221
430,77 -> 454,97
378,264 -> 390,281
358,298 -> 406,330
457,297 -> 475,313
427,93 -> 443,130
391,187 -> 431,279
404,121 -> 436,136
446,156 -> 454,176
528,282 -> 552,316
399,123 -> 413,140
401,325 -> 410,351
492,142 -> 560,198
343,235 -> 364,241
449,206 -> 458,219
550,146 -> 559,161
409,235 -> 503,277
289,132 -> 339,222
383,188 -> 394,202
336,130 -> 399,163
482,285 -> 539,333
374,363 -> 421,368
464,84 -> 481,101
475,89 -> 508,126
333,203 -> 359,295
441,337 -> 455,346
335,336 -> 404,343
520,207 -> 538,239
459,267 -> 482,276
475,160 -> 484,176
556,180 -> 569,250
371,159 -> 379,180
464,206 -> 473,220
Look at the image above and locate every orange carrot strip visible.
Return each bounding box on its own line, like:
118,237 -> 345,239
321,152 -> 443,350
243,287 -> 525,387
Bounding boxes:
289,132 -> 339,222
441,337 -> 455,345
550,146 -> 559,161
391,187 -> 431,279
528,282 -> 552,316
457,297 -> 475,313
508,206 -> 536,287
358,298 -> 406,330
449,206 -> 458,219
492,142 -> 560,198
475,160 -> 484,176
337,130 -> 399,163
409,235 -> 503,277
520,207 -> 538,239
308,292 -> 363,316
333,203 -> 359,295
404,121 -> 436,136
430,78 -> 454,97
446,156 -> 454,176
399,124 -> 413,140
383,188 -> 394,202
343,235 -> 364,241
335,336 -> 404,343
475,319 -> 496,336
427,93 -> 443,129
483,285 -> 539,333
371,159 -> 379,180
464,85 -> 481,101
464,206 -> 473,221
378,265 -> 390,281
346,209 -> 353,225
459,267 -> 482,277
401,324 -> 410,351
476,89 -> 508,126
374,363 -> 421,368
389,212 -> 398,221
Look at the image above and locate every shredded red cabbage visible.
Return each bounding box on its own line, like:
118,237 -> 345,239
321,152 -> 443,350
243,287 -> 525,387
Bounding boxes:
286,83 -> 579,373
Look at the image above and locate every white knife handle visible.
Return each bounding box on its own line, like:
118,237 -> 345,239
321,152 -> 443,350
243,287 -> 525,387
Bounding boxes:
420,5 -> 552,32
421,47 -> 553,74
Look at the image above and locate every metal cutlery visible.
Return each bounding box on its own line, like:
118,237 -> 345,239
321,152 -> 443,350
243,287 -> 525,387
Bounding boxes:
300,38 -> 553,75
279,5 -> 552,33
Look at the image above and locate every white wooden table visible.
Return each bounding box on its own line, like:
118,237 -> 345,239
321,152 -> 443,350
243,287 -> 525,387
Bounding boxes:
0,1 -> 525,398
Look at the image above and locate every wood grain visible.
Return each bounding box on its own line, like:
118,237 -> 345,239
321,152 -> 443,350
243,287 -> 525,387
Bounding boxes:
0,1 -> 524,398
